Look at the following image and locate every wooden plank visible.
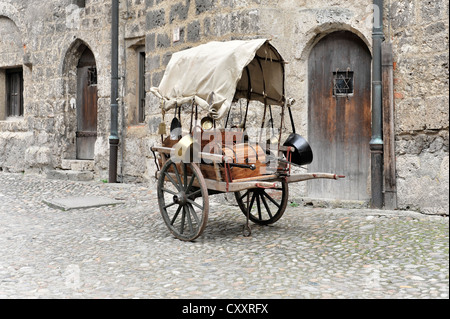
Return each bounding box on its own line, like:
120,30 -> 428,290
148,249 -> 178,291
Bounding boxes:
232,174 -> 278,183
286,173 -> 344,183
382,41 -> 397,209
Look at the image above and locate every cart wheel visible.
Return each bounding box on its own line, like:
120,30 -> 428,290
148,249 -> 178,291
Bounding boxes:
157,159 -> 209,241
234,180 -> 288,225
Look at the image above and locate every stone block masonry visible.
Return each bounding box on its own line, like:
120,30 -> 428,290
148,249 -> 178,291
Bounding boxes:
388,0 -> 449,214
124,0 -> 263,184
0,0 -> 448,214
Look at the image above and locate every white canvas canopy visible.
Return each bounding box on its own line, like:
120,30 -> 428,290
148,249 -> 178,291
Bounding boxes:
150,39 -> 285,120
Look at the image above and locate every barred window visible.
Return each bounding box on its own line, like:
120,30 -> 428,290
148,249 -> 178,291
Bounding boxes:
333,70 -> 354,96
138,51 -> 145,123
87,67 -> 97,86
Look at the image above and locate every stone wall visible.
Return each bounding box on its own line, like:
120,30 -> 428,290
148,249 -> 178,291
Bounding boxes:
388,0 -> 449,214
0,0 -> 113,176
0,0 -> 448,214
0,4 -> 30,171
122,0 -> 265,183
134,0 -> 449,214
123,0 -> 375,188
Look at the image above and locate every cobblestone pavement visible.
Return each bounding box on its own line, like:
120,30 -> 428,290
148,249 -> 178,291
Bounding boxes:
0,172 -> 448,299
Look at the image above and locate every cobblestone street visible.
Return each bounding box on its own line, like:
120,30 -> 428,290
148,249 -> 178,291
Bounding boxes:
0,172 -> 448,299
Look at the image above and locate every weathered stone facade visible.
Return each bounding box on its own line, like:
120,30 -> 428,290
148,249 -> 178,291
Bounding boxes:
388,1 -> 449,214
0,0 -> 448,214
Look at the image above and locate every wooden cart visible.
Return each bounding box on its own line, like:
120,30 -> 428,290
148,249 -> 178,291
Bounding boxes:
150,39 -> 344,241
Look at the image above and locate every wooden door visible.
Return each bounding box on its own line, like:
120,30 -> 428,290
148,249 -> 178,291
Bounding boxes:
76,48 -> 98,160
307,31 -> 371,200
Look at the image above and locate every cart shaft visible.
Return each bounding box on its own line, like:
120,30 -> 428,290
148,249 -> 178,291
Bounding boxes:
285,173 -> 345,183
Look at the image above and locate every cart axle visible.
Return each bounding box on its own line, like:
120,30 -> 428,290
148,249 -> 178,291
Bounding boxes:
173,192 -> 187,205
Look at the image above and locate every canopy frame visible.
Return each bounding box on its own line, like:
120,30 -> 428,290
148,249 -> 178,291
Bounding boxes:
150,39 -> 286,120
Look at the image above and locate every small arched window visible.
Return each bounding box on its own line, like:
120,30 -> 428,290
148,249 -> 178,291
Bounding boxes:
6,68 -> 24,117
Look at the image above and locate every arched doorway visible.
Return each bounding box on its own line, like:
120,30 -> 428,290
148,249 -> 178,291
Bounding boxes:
307,31 -> 372,201
76,46 -> 98,160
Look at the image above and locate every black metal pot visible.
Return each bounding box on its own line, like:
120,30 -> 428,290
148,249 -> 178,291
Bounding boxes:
283,133 -> 313,166
282,102 -> 313,166
170,105 -> 182,140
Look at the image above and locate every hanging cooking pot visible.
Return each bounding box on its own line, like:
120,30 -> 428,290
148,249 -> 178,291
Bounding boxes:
200,116 -> 214,131
170,104 -> 182,140
282,104 -> 313,166
283,133 -> 313,166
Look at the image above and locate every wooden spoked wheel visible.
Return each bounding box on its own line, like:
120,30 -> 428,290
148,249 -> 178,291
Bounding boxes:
157,159 -> 209,241
234,180 -> 289,225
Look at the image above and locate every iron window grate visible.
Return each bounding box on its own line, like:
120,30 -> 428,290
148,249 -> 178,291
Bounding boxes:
333,70 -> 354,97
87,67 -> 97,86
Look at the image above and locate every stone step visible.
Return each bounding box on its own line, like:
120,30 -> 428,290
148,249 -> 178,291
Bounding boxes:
61,159 -> 94,171
46,169 -> 94,181
43,196 -> 124,211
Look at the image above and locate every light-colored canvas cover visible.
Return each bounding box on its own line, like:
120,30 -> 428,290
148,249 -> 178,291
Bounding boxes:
150,39 -> 285,120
